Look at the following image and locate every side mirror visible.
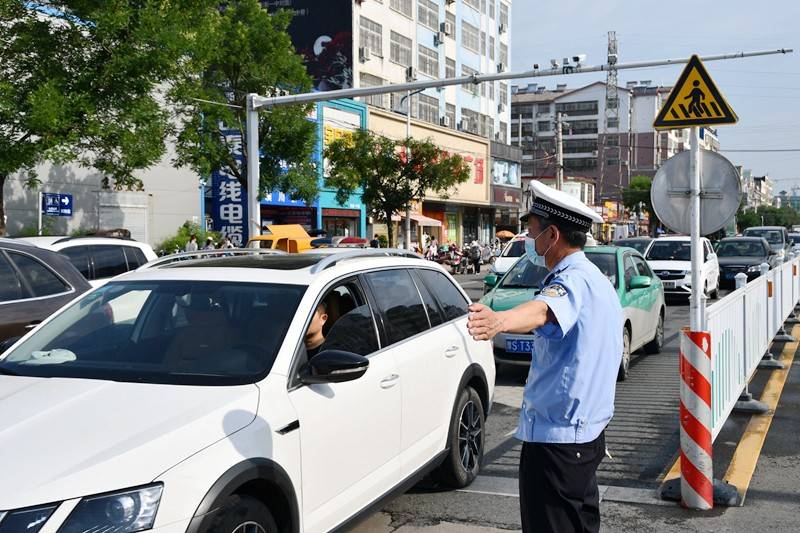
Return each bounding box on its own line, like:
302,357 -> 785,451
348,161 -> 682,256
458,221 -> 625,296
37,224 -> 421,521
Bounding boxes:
707,253 -> 717,262
299,350 -> 369,385
483,273 -> 499,288
629,275 -> 652,290
0,336 -> 21,354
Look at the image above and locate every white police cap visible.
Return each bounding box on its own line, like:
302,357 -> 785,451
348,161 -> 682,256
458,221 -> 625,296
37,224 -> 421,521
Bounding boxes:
520,180 -> 603,231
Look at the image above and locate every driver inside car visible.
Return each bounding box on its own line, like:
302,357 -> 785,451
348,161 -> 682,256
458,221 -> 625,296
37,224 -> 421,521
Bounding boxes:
305,301 -> 328,358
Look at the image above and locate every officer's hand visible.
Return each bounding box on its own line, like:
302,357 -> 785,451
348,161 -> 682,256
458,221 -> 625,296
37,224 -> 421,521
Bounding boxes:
467,303 -> 504,341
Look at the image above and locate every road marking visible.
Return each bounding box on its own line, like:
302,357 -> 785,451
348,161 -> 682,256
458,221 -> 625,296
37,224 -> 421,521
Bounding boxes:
722,324 -> 799,504
459,474 -> 673,506
658,323 -> 798,504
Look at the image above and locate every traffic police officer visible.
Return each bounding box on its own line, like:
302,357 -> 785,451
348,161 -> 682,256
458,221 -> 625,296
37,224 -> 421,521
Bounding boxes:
468,181 -> 622,533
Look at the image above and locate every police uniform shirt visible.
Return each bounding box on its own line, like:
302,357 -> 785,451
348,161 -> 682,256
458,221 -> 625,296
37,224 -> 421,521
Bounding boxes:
515,250 -> 623,444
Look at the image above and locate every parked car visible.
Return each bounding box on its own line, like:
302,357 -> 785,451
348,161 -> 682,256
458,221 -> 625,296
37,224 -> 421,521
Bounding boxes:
742,226 -> 791,260
18,236 -> 157,287
490,232 -> 527,278
716,237 -> 778,286
788,232 -> 800,252
481,246 -> 665,381
613,236 -> 653,255
0,249 -> 494,533
645,236 -> 720,299
0,238 -> 92,344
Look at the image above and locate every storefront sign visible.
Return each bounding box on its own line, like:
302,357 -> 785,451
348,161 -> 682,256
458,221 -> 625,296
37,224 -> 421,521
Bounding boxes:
211,130 -> 248,246
492,186 -> 522,206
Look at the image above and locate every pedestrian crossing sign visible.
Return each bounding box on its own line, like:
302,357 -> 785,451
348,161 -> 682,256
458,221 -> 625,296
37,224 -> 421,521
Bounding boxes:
653,55 -> 737,129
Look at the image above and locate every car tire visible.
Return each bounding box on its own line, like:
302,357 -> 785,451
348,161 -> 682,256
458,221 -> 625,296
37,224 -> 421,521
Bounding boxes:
618,327 -> 631,382
643,311 -> 664,354
206,494 -> 278,533
710,277 -> 720,299
434,386 -> 485,489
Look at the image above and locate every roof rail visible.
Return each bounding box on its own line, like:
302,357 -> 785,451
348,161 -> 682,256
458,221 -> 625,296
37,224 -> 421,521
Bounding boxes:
52,235 -> 133,245
309,248 -> 422,274
137,248 -> 286,270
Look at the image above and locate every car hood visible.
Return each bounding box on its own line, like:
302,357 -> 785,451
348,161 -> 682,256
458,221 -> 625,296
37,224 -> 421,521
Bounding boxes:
0,376 -> 258,510
718,256 -> 767,266
482,287 -> 539,311
646,260 -> 691,272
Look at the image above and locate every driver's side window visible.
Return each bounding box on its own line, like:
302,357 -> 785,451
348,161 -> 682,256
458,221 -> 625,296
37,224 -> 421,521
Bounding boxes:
624,255 -> 637,290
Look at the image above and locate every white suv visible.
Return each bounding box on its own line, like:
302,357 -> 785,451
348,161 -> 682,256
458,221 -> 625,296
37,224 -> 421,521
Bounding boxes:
0,250 -> 494,533
645,236 -> 720,298
18,236 -> 158,287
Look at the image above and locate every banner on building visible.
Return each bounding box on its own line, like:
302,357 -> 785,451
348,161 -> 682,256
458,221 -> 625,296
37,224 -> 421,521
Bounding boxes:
264,0 -> 353,91
211,130 -> 248,246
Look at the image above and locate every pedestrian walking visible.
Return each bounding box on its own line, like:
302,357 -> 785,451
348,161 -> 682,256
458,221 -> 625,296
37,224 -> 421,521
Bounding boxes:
467,180 -> 621,533
469,239 -> 482,274
185,234 -> 198,252
222,236 -> 235,249
203,237 -> 215,251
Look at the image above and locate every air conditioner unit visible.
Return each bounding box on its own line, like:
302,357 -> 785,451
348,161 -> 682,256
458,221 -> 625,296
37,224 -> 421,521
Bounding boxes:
358,46 -> 371,63
441,21 -> 453,36
440,116 -> 451,128
498,23 -> 507,34
434,32 -> 446,46
497,62 -> 506,73
591,150 -> 599,157
405,66 -> 417,82
459,118 -> 470,131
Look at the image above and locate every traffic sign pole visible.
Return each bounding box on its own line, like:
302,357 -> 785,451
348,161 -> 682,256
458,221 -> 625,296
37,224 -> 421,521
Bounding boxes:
689,127 -> 705,331
37,191 -> 43,236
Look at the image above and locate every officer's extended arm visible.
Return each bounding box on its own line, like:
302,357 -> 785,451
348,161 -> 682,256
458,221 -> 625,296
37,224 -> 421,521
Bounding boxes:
467,301 -> 553,341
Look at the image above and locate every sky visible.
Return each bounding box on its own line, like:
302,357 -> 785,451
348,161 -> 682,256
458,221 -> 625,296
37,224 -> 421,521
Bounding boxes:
510,0 -> 800,192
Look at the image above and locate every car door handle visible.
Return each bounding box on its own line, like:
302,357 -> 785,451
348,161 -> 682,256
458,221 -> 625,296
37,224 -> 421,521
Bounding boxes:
444,346 -> 460,358
380,374 -> 399,388
25,321 -> 42,330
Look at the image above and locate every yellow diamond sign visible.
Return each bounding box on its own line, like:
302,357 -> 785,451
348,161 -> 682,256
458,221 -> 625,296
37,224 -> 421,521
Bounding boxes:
653,55 -> 738,130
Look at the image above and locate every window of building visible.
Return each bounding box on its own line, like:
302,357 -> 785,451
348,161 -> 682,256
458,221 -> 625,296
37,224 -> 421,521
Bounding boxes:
489,82 -> 495,101
537,103 -> 551,115
464,0 -> 481,11
390,31 -> 412,67
390,92 -> 407,113
563,158 -> 598,171
461,108 -> 480,134
555,100 -> 598,116
445,57 -> 455,79
446,11 -> 456,34
500,2 -> 509,26
499,42 -> 508,66
489,35 -> 495,60
359,17 -> 382,57
462,65 -> 480,96
462,21 -> 480,53
446,103 -> 456,128
605,136 -> 619,147
500,82 -> 508,106
607,158 -> 620,166
498,121 -> 508,143
418,0 -> 439,31
389,0 -> 413,18
606,117 -> 619,129
563,139 -> 598,153
417,93 -> 439,124
418,45 -> 439,77
489,0 -> 495,19
360,73 -> 387,108
569,119 -> 598,135
607,96 -> 619,109
537,120 -> 550,132
512,104 -> 534,117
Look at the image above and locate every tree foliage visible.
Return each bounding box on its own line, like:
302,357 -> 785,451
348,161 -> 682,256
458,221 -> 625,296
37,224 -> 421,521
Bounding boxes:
325,129 -> 471,247
169,0 -> 318,204
736,204 -> 800,232
0,0 -> 213,235
621,175 -> 661,235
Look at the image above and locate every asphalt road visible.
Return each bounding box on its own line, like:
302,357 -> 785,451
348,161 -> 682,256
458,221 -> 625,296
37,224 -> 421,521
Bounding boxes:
351,271 -> 733,532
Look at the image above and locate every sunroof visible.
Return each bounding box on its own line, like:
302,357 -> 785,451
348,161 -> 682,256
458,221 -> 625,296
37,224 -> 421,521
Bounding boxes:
169,254 -> 324,270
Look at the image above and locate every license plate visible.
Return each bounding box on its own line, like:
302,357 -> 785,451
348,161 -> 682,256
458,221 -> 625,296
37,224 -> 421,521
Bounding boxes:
663,281 -> 676,289
505,338 -> 534,353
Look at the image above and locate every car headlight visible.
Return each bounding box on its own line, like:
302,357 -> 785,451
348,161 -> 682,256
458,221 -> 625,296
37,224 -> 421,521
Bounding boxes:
59,484 -> 163,533
748,265 -> 761,273
0,504 -> 58,533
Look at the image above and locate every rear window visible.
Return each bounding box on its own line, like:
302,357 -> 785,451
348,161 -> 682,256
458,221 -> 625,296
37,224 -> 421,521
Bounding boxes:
587,253 -> 619,288
717,241 -> 767,257
502,239 -> 526,258
91,246 -> 129,278
744,229 -> 783,244
60,246 -> 91,278
0,253 -> 25,302
123,246 -> 147,268
7,252 -> 70,297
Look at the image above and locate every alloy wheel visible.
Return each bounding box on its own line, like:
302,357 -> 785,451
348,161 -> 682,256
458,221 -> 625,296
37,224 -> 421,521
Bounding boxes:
232,522 -> 267,533
458,400 -> 483,472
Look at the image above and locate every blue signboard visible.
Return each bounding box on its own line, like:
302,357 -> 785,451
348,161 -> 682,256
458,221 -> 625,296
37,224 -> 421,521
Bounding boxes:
211,130 -> 249,246
42,193 -> 73,217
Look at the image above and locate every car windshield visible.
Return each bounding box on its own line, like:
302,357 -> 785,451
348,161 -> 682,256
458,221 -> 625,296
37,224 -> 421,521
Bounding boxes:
500,257 -> 549,289
744,229 -> 783,244
501,239 -> 526,258
717,241 -> 766,257
586,253 -> 618,288
614,239 -> 650,254
646,241 -> 691,261
0,280 -> 305,385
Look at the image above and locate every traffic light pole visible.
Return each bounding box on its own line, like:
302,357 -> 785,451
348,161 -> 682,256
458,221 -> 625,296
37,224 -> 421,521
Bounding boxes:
244,48 -> 792,239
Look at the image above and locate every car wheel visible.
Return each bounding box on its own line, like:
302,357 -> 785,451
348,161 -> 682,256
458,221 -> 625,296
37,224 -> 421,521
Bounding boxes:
434,386 -> 485,488
643,311 -> 664,354
710,277 -> 720,299
207,495 -> 278,533
618,327 -> 631,382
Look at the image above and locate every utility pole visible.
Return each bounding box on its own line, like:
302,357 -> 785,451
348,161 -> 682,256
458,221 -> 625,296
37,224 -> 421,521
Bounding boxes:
405,89 -> 412,251
555,112 -> 564,191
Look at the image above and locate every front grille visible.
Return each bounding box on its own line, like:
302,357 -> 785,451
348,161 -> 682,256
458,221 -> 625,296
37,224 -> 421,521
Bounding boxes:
656,270 -> 686,281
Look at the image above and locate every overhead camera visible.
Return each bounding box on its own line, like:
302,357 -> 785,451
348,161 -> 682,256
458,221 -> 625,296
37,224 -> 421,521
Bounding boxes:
550,59 -> 560,68
572,54 -> 587,64
532,63 -> 539,70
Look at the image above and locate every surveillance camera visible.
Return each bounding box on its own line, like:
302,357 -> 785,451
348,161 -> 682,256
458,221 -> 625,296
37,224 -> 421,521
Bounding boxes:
532,63 -> 539,70
607,53 -> 618,65
572,54 -> 587,64
550,59 -> 560,68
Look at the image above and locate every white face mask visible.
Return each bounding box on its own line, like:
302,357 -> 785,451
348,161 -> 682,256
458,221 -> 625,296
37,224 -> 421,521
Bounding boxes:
524,227 -> 555,267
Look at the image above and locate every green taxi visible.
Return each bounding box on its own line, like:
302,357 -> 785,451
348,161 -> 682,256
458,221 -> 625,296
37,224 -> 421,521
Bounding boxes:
480,246 -> 665,381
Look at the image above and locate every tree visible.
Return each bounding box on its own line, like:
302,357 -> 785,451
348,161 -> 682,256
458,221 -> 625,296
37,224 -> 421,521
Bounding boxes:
325,129 -> 470,247
170,0 -> 318,204
621,175 -> 661,236
0,1 -> 211,235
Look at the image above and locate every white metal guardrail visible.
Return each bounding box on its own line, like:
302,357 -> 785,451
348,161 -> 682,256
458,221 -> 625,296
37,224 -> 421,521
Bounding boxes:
705,255 -> 799,441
